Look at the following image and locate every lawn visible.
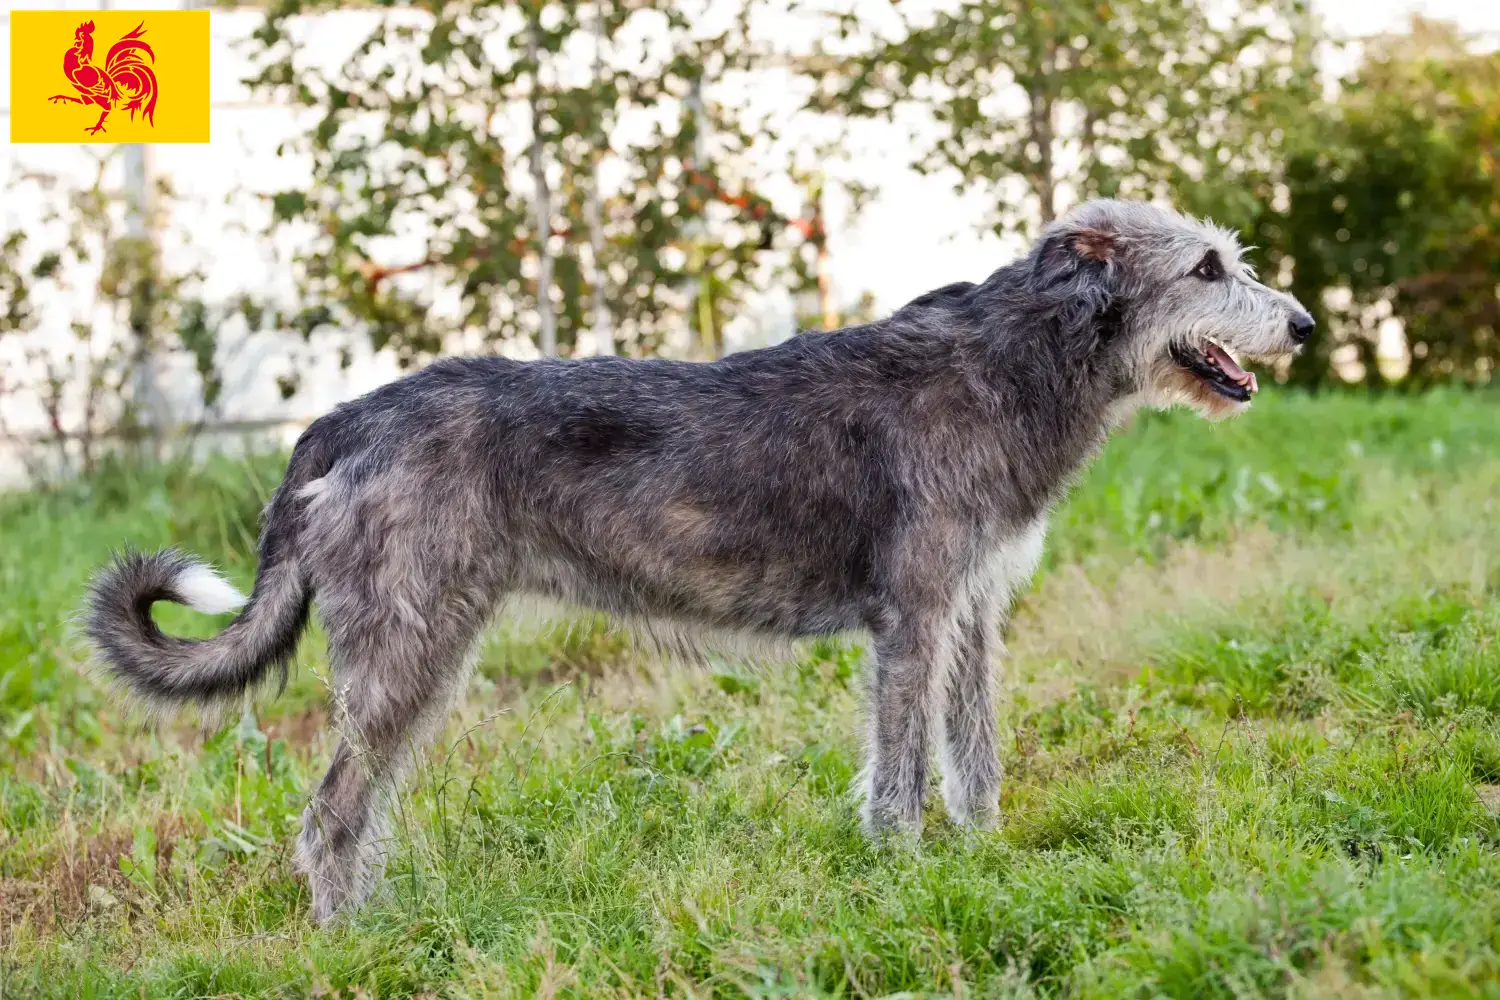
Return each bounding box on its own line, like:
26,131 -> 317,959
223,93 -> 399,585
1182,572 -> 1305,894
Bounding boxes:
3,391 -> 1500,998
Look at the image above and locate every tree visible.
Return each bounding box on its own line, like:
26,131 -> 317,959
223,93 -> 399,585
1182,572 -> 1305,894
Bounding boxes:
0,155 -> 261,480
1272,17 -> 1500,386
805,0 -> 1320,239
244,0 -> 826,366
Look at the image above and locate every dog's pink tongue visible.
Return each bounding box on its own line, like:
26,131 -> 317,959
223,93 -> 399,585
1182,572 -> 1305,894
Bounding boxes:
1205,343 -> 1257,393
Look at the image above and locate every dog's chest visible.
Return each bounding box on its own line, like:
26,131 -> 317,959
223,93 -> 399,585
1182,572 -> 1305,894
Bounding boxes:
970,515 -> 1048,609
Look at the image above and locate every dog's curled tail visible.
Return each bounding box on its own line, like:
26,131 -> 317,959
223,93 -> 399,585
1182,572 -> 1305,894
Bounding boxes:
85,439 -> 326,710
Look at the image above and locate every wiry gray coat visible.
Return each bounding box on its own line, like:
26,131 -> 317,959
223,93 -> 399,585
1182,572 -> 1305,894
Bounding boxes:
87,199 -> 1313,922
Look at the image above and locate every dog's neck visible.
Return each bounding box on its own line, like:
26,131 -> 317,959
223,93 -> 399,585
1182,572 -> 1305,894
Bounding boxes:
980,339 -> 1121,522
899,265 -> 1129,525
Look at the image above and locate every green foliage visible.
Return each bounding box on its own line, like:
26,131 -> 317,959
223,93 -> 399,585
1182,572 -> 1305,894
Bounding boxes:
807,0 -> 1319,234
1274,18 -> 1500,388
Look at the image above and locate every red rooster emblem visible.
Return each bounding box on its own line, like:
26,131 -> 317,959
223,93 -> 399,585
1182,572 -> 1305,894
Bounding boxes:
47,20 -> 159,136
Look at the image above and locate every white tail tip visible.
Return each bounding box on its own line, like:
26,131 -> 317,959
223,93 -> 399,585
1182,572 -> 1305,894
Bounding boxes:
174,562 -> 248,615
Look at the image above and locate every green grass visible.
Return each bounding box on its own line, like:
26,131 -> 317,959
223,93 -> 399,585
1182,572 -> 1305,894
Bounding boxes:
5,390 -> 1500,997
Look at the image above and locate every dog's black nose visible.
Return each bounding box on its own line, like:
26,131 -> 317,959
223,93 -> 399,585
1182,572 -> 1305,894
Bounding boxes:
1288,311 -> 1315,344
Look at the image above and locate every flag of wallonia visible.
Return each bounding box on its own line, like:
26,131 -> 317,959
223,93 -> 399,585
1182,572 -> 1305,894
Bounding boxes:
10,10 -> 210,144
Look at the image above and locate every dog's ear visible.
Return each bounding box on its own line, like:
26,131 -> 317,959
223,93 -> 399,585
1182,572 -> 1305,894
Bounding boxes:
1032,225 -> 1118,288
1030,224 -> 1120,353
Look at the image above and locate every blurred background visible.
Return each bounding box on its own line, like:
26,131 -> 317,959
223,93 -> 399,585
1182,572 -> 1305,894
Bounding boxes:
1,0 -> 1497,487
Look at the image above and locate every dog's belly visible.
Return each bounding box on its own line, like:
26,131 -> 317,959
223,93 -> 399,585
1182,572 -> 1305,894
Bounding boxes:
511,542 -> 868,638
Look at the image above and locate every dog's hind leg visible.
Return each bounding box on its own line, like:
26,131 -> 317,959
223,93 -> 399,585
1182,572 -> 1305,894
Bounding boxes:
937,596 -> 1002,829
295,605 -> 486,924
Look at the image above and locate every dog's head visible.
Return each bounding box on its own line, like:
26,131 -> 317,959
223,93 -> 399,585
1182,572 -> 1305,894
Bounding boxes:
1027,199 -> 1313,420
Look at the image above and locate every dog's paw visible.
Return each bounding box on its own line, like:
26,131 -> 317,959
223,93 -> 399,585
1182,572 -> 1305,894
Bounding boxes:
860,803 -> 924,844
942,794 -> 1000,832
949,808 -> 999,833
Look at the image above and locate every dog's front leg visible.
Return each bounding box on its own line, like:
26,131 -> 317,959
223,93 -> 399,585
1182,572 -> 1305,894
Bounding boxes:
938,595 -> 1002,829
860,613 -> 953,835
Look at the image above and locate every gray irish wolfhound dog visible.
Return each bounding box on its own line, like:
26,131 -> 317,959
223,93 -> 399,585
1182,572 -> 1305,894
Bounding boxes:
86,199 -> 1313,922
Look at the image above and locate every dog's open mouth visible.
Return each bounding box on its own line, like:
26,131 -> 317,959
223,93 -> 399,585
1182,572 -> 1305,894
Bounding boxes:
1169,339 -> 1258,402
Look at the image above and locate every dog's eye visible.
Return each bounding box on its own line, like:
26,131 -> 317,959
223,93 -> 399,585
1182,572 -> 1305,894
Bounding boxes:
1191,251 -> 1224,281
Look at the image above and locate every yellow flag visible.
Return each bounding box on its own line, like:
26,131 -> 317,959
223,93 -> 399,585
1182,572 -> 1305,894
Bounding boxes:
9,10 -> 210,144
